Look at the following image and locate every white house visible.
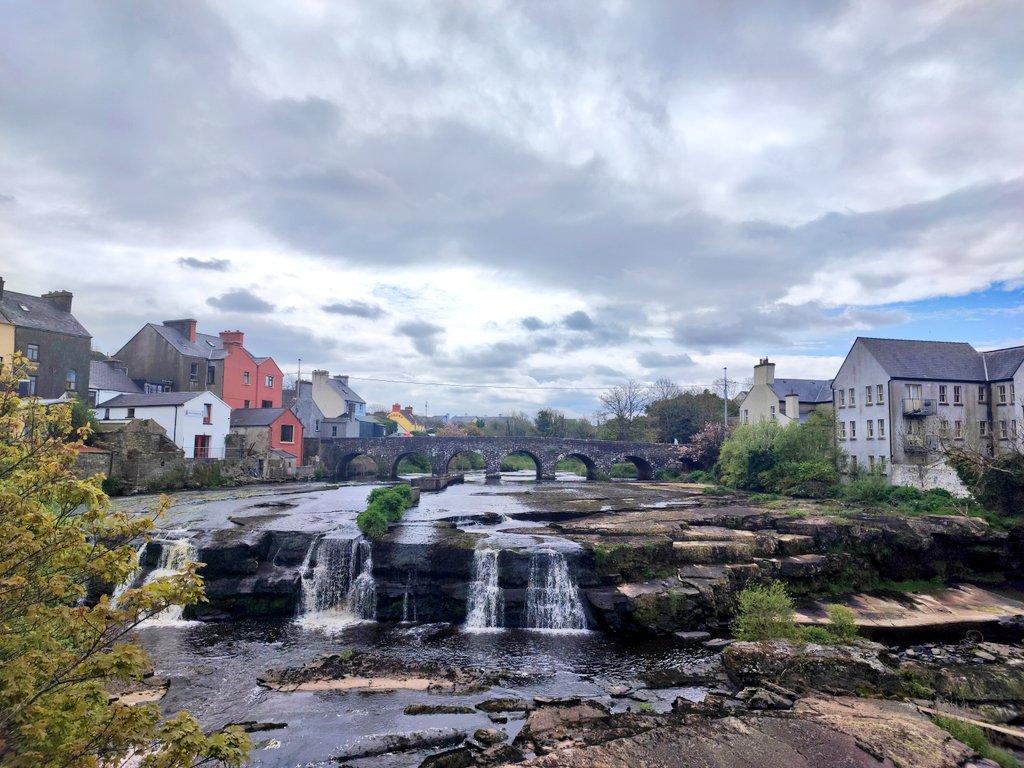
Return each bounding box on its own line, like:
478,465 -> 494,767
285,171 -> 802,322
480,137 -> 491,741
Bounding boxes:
310,370 -> 367,438
94,390 -> 231,459
88,358 -> 142,406
737,358 -> 832,427
832,337 -> 1024,493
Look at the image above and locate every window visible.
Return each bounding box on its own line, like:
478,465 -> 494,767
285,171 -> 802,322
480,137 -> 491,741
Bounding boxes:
954,420 -> 963,439
770,405 -> 776,420
280,424 -> 294,443
849,455 -> 858,472
331,425 -> 338,437
867,420 -> 874,438
876,384 -> 884,404
999,420 -> 1008,439
65,369 -> 77,391
1013,420 -> 1018,438
979,421 -> 988,437
26,344 -> 39,361
1011,384 -> 1016,404
849,421 -> 857,439
194,434 -> 210,459
978,386 -> 986,403
905,383 -> 922,400
865,385 -> 873,405
243,399 -> 250,408
207,365 -> 216,385
743,409 -> 749,425
265,375 -> 274,388
190,363 -> 199,382
315,419 -> 320,431
998,385 -> 1007,404
838,389 -> 846,407
848,387 -> 855,406
126,408 -> 135,418
953,385 -> 962,405
868,455 -> 875,470
103,408 -> 110,420
940,419 -> 949,436
18,376 -> 37,397
879,455 -> 887,470
203,403 -> 212,425
261,400 -> 272,408
243,371 -> 250,385
938,385 -> 947,404
878,419 -> 885,438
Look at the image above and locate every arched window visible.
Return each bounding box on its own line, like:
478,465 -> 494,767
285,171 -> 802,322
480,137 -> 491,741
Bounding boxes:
65,369 -> 77,391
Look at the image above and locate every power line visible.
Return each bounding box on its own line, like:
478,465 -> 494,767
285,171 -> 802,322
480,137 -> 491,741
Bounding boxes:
346,375 -> 726,392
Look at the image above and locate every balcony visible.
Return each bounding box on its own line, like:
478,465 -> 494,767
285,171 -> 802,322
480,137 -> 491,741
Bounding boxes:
902,398 -> 936,417
902,434 -> 936,454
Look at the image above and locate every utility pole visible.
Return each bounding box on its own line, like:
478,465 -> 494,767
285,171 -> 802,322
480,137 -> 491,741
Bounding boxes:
723,366 -> 728,429
297,358 -> 302,387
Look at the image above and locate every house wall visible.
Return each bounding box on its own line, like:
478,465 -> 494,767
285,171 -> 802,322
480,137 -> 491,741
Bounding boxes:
290,381 -> 325,437
255,358 -> 283,408
230,425 -> 271,457
94,419 -> 188,493
116,327 -> 223,396
219,340 -> 259,409
311,370 -> 349,418
267,409 -> 303,459
0,322 -> 14,368
832,341 -> 893,477
14,326 -> 91,400
95,392 -> 230,458
991,373 -> 1022,455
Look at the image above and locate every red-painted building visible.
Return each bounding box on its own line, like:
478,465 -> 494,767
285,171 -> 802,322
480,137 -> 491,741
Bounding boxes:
229,407 -> 304,465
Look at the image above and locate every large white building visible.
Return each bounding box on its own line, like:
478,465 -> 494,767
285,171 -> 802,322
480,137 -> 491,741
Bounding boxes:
94,390 -> 231,459
832,337 -> 1024,493
737,358 -> 832,426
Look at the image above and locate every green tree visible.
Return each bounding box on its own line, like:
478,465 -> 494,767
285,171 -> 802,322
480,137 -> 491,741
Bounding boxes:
534,408 -> 566,437
68,396 -> 100,445
0,356 -> 249,767
647,389 -> 731,444
733,581 -> 798,641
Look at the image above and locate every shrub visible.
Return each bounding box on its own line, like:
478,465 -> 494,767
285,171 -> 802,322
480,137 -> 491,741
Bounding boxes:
356,507 -> 389,539
801,626 -> 832,643
357,485 -> 415,539
733,581 -> 799,641
930,715 -> 1019,768
826,604 -> 858,642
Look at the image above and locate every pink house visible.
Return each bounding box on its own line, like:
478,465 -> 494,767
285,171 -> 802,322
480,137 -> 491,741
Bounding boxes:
218,331 -> 283,410
229,407 -> 305,465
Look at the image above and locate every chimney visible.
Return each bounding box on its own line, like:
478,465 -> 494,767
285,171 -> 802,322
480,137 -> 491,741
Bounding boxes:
332,374 -> 349,386
219,330 -> 244,346
753,357 -> 775,386
0,276 -> 5,301
164,319 -> 197,343
42,289 -> 73,313
392,404 -> 401,413
785,392 -> 800,421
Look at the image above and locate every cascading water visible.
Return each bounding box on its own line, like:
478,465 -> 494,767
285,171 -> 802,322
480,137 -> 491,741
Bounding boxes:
109,541 -> 149,607
401,569 -> 418,623
465,547 -> 504,631
140,538 -> 199,624
525,550 -> 588,631
297,536 -> 376,627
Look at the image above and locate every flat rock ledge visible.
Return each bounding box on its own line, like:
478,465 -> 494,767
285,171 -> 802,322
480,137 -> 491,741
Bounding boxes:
258,650 -> 504,695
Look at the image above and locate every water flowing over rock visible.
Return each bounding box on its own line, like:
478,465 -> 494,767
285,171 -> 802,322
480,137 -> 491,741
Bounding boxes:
142,538 -> 198,624
109,541 -> 149,607
401,568 -> 418,623
296,536 -> 376,626
525,550 -> 588,631
465,547 -> 504,630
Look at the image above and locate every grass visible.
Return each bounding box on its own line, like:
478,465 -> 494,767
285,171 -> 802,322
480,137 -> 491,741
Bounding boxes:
930,715 -> 1019,768
875,577 -> 945,594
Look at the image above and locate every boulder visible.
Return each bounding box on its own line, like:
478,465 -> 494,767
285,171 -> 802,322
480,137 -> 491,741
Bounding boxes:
332,727 -> 466,761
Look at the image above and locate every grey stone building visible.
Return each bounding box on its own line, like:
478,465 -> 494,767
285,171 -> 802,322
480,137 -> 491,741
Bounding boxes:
832,337 -> 1024,493
0,278 -> 92,400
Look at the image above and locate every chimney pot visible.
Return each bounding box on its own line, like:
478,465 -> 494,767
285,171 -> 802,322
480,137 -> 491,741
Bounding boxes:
42,289 -> 73,313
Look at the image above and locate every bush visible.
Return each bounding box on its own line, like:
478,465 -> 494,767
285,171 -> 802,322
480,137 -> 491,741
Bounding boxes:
356,507 -> 389,539
826,604 -> 858,642
930,715 -> 1019,768
357,485 -> 415,539
801,626 -> 832,643
733,581 -> 798,641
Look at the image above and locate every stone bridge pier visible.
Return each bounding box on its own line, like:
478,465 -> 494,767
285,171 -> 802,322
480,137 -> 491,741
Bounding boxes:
320,436 -> 683,481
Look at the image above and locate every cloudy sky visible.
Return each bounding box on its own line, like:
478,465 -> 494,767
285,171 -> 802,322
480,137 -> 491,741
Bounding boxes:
2,1 -> 1022,418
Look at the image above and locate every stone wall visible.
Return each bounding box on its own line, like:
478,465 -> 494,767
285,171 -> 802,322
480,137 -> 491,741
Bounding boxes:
93,419 -> 187,493
891,461 -> 970,496
74,448 -> 112,481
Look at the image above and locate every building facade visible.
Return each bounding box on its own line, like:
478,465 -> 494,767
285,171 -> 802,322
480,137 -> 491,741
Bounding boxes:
310,370 -> 366,438
94,390 -> 231,459
737,358 -> 832,426
832,337 -> 1023,493
0,278 -> 92,400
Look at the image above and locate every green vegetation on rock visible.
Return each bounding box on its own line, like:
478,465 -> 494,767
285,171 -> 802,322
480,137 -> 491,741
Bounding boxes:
733,581 -> 800,641
356,484 -> 415,540
930,714 -> 1019,768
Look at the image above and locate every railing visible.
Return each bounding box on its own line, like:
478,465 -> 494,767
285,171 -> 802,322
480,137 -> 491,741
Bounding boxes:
902,434 -> 936,453
902,398 -> 936,416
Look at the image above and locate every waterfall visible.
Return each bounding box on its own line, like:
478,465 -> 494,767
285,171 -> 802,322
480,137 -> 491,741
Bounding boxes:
297,536 -> 376,627
465,547 -> 504,631
110,541 -> 149,607
140,538 -> 199,625
525,551 -> 587,631
401,569 -> 418,623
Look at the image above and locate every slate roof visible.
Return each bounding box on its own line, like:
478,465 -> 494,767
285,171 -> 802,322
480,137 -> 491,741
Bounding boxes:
325,376 -> 366,404
97,392 -> 205,407
230,407 -> 290,427
982,346 -> 1024,381
857,338 -> 987,381
149,324 -> 228,360
769,378 -> 833,404
0,290 -> 91,338
89,361 -> 143,394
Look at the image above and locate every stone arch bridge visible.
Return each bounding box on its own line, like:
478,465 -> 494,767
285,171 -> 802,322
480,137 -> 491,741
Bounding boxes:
320,436 -> 684,481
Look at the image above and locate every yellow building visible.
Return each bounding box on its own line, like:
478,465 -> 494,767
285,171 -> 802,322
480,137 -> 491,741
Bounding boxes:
0,318 -> 14,369
386,404 -> 423,434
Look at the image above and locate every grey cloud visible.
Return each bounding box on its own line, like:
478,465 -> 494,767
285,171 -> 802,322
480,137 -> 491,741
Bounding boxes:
207,289 -> 274,314
637,351 -> 696,369
179,256 -> 231,272
0,193 -> 14,205
437,341 -> 533,370
395,320 -> 445,355
323,300 -> 387,319
563,311 -> 594,331
520,316 -> 548,331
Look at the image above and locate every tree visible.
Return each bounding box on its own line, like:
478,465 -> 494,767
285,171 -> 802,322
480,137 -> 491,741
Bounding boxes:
648,377 -> 681,403
945,440 -> 1024,516
0,356 -> 249,767
598,380 -> 650,441
534,408 -> 566,437
677,421 -> 728,470
646,389 -> 728,444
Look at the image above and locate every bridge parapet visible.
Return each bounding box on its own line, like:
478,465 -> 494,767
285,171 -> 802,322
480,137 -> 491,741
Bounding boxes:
320,436 -> 682,481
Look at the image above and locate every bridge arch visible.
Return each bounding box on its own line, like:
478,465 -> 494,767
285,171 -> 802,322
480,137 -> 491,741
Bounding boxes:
335,451 -> 381,480
445,449 -> 486,474
498,449 -> 544,480
391,449 -> 434,479
555,452 -> 598,480
617,454 -> 655,481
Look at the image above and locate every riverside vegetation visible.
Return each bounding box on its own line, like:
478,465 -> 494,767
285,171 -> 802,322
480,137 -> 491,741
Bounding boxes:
0,357 -> 249,767
356,484 -> 416,539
